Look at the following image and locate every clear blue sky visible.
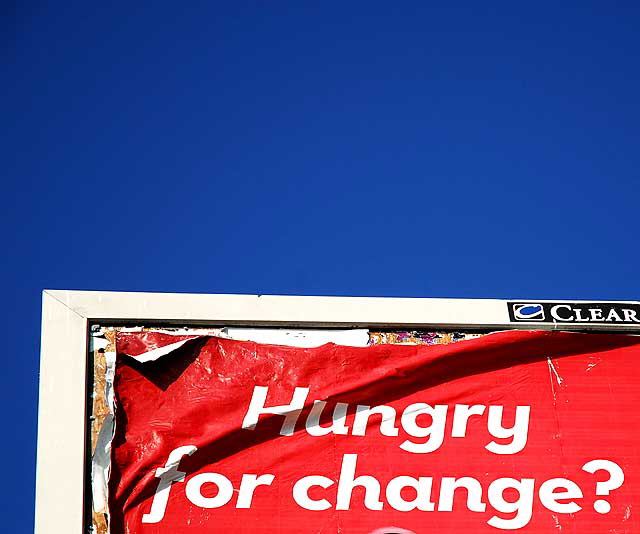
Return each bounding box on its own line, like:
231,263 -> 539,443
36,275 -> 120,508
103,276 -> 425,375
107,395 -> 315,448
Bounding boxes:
3,2 -> 640,531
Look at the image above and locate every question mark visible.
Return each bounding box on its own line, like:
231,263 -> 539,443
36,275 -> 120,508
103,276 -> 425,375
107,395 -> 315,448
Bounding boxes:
582,459 -> 625,513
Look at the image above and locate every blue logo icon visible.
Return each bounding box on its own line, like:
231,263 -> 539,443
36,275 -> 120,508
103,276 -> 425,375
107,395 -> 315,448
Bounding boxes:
513,304 -> 545,321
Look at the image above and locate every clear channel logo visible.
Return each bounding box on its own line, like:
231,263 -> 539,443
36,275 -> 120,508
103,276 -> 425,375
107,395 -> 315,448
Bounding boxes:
508,301 -> 640,324
511,303 -> 545,321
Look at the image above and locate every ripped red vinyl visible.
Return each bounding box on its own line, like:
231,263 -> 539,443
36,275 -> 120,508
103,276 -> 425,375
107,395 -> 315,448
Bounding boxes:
110,331 -> 640,533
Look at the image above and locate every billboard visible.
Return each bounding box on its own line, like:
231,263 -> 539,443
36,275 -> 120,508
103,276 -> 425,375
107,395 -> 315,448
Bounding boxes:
36,292 -> 640,534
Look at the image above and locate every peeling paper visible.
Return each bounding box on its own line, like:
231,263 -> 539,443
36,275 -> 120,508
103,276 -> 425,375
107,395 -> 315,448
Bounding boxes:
92,348 -> 116,515
219,327 -> 370,348
129,337 -> 204,363
122,327 -> 222,336
121,328 -> 372,363
547,357 -> 564,386
369,331 -> 482,346
92,413 -> 114,512
118,326 -> 144,332
90,334 -> 110,351
586,356 -> 602,372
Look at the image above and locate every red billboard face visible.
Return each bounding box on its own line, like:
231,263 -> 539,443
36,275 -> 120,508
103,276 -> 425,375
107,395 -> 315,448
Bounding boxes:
110,331 -> 639,533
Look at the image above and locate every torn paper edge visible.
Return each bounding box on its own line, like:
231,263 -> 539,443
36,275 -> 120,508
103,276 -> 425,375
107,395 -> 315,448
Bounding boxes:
123,328 -> 371,362
220,327 -> 371,349
130,337 -> 204,363
90,329 -> 116,534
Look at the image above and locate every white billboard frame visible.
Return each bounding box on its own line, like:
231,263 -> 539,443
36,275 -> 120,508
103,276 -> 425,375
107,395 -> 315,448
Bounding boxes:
36,290 -> 640,534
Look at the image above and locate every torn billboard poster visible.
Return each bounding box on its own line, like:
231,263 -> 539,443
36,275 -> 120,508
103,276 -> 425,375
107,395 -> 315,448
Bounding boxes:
108,330 -> 639,533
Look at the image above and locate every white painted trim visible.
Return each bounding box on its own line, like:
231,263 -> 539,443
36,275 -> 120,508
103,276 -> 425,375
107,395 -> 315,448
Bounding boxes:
36,290 -> 640,534
36,292 -> 88,534
46,290 -> 511,327
42,290 -> 640,329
